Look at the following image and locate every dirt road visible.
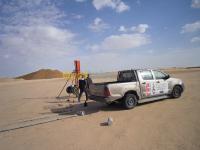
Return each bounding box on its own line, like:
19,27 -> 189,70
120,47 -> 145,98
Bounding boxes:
0,69 -> 200,150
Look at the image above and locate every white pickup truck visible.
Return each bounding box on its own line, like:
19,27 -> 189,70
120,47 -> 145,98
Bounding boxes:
88,69 -> 184,109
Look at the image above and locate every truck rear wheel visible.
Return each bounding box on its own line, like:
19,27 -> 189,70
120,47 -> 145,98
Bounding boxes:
123,94 -> 137,109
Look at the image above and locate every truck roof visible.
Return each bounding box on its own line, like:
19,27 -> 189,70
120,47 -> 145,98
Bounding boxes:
119,69 -> 153,72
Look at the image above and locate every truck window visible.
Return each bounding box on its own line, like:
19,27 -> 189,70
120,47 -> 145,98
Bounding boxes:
118,71 -> 136,82
140,71 -> 153,80
153,71 -> 167,79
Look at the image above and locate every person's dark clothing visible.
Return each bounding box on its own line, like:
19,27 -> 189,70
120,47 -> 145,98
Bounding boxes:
78,79 -> 88,102
78,89 -> 88,102
86,77 -> 92,89
79,79 -> 86,90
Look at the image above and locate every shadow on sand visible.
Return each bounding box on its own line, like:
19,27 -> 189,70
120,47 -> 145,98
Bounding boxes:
24,95 -> 73,100
24,95 -> 80,103
49,97 -> 170,116
49,100 -> 125,116
25,94 -> 171,117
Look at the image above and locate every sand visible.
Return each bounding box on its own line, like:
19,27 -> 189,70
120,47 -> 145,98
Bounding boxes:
0,68 -> 200,150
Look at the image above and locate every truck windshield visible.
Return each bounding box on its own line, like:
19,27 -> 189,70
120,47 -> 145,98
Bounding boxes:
153,70 -> 168,79
118,71 -> 136,82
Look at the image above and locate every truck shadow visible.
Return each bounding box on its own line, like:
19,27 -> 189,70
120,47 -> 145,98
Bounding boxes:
47,98 -> 171,116
49,100 -> 125,116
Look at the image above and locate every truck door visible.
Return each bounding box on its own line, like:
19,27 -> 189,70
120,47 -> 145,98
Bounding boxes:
152,70 -> 169,95
138,70 -> 156,98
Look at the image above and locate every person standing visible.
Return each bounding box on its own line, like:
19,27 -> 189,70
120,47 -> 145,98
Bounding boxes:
78,75 -> 88,103
86,74 -> 92,92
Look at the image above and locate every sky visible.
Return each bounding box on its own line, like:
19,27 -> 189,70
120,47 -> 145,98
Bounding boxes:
0,0 -> 200,77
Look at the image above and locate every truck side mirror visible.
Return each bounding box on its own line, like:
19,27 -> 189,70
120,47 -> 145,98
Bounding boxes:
164,74 -> 170,80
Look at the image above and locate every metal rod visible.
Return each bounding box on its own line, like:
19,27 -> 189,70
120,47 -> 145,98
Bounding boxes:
56,74 -> 72,98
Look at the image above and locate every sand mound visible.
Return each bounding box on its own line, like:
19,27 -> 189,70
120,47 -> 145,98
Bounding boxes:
16,69 -> 63,80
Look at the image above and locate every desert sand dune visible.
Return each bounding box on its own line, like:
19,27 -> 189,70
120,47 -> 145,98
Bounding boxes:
15,69 -> 63,80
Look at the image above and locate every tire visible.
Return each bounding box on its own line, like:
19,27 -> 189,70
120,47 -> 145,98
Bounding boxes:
171,85 -> 182,98
123,94 -> 137,109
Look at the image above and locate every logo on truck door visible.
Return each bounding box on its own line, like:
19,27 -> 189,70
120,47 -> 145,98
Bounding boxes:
145,82 -> 168,96
145,82 -> 151,96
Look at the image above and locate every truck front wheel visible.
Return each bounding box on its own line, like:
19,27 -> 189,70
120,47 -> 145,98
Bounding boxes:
123,94 -> 137,109
171,85 -> 182,98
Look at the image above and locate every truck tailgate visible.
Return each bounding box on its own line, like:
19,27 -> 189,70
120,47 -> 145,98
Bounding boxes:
89,84 -> 105,97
